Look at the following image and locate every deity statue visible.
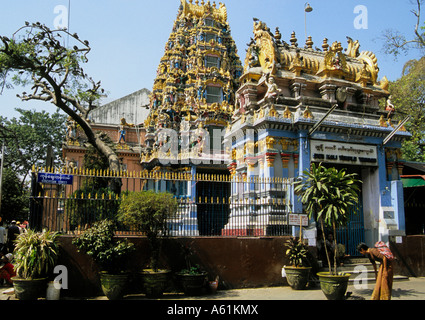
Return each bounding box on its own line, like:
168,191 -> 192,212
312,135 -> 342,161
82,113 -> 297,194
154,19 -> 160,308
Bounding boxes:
264,76 -> 281,103
386,95 -> 395,119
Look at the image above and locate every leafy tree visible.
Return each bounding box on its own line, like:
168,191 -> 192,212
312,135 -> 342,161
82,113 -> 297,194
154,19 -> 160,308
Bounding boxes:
294,163 -> 361,275
118,191 -> 178,272
72,219 -> 135,274
0,108 -> 67,185
380,1 -> 425,161
0,167 -> 29,222
389,57 -> 425,161
0,23 -> 122,192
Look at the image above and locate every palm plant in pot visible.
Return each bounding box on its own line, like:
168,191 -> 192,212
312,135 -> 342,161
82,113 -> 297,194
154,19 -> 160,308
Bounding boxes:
294,163 -> 361,300
12,229 -> 60,300
283,237 -> 311,290
118,190 -> 178,298
72,219 -> 135,300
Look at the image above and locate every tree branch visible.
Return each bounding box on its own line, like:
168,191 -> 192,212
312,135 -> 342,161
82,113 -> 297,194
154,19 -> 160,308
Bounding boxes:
1,23 -> 122,179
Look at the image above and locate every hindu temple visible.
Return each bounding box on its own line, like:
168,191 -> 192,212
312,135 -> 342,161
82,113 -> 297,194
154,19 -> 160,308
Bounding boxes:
62,1 -> 411,251
223,18 -> 410,253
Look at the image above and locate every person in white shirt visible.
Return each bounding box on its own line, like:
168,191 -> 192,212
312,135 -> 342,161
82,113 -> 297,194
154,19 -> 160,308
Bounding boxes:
0,222 -> 7,254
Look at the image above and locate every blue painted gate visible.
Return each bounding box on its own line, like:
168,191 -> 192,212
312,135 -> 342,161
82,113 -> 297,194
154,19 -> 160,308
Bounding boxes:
336,198 -> 365,256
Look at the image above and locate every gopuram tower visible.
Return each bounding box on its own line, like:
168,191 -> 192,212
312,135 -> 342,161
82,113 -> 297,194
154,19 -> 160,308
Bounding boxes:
141,0 -> 242,172
140,0 -> 243,235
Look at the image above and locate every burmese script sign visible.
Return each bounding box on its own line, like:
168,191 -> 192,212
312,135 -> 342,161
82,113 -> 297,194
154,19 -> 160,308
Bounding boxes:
37,172 -> 74,185
310,140 -> 377,166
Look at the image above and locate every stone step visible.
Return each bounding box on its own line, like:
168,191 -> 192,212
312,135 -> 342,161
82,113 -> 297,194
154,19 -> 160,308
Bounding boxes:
347,275 -> 409,285
318,256 -> 410,284
318,261 -> 409,284
344,257 -> 370,264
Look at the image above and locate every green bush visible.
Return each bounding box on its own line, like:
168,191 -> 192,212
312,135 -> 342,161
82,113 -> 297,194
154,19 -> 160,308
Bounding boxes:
72,219 -> 135,274
118,191 -> 177,271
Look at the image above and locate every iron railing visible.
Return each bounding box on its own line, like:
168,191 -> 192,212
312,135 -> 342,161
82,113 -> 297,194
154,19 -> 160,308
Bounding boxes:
29,166 -> 295,237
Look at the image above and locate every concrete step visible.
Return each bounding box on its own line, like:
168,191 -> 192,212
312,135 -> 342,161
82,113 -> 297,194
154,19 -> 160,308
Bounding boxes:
347,274 -> 409,285
318,257 -> 409,285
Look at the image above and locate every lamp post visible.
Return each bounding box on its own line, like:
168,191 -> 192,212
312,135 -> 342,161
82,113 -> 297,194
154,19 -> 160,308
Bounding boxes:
304,3 -> 313,42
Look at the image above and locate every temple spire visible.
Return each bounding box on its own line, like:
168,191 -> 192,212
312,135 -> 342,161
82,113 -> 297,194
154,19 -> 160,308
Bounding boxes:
142,0 -> 242,167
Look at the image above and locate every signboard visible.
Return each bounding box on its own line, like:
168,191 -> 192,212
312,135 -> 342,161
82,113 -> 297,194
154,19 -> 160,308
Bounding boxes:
37,172 -> 73,185
310,140 -> 377,166
288,214 -> 308,227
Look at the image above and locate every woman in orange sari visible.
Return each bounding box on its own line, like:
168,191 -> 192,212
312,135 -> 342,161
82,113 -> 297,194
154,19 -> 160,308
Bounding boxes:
357,243 -> 393,300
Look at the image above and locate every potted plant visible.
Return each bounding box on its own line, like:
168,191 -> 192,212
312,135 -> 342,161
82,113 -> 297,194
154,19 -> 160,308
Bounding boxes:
72,219 -> 135,300
176,244 -> 208,296
283,237 -> 311,290
118,190 -> 177,298
294,163 -> 361,300
12,229 -> 59,300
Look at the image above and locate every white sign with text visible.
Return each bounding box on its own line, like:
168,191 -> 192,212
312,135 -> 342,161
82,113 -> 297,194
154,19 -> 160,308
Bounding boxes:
310,140 -> 378,166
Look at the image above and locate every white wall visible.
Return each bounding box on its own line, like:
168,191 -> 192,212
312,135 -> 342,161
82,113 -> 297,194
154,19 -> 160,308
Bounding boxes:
90,88 -> 150,125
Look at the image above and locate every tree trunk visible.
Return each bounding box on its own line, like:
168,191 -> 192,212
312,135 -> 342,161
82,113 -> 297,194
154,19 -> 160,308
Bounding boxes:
60,102 -> 123,193
320,218 -> 332,275
333,221 -> 338,276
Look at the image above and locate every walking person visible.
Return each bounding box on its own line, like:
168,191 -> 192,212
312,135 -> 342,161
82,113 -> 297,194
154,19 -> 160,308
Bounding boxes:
357,242 -> 394,300
7,221 -> 20,253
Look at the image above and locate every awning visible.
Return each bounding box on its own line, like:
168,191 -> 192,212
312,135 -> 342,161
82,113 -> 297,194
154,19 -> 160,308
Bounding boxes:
401,175 -> 425,188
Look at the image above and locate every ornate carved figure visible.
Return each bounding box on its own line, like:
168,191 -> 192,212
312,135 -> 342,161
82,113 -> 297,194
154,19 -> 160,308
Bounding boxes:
265,76 -> 281,103
141,0 -> 242,164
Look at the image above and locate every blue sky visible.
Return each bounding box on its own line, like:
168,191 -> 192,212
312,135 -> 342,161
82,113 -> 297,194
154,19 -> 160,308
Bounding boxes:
0,0 -> 423,120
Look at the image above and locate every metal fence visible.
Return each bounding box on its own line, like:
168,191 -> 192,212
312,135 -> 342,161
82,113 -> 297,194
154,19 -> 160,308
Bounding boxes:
29,166 -> 295,237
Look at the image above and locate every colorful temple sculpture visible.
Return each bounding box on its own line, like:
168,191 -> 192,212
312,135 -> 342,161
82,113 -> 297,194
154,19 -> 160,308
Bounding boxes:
141,0 -> 242,169
223,19 -> 410,252
140,0 -> 243,235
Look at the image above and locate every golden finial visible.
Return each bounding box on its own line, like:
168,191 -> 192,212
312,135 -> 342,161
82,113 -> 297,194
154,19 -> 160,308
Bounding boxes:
274,27 -> 282,42
283,106 -> 292,119
306,36 -> 313,49
290,31 -> 298,47
322,38 -> 329,51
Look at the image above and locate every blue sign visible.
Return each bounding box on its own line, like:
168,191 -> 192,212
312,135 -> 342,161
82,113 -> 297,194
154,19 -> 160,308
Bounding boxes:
37,173 -> 74,185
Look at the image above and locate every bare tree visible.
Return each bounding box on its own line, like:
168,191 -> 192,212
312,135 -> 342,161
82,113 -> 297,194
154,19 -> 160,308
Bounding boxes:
381,0 -> 425,57
0,23 -> 122,191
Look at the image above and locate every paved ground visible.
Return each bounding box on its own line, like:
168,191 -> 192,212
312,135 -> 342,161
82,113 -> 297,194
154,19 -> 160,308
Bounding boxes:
2,277 -> 423,301
124,277 -> 425,301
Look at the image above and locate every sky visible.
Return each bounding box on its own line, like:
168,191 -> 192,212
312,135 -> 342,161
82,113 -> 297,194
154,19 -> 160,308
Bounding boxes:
0,0 -> 423,120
